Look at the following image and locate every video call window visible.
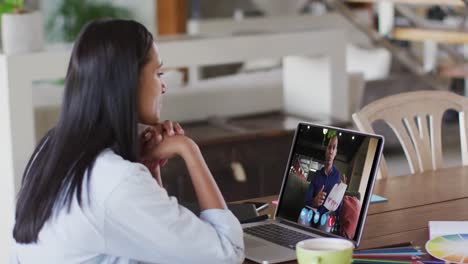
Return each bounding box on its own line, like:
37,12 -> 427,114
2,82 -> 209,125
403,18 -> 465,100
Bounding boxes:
277,125 -> 380,241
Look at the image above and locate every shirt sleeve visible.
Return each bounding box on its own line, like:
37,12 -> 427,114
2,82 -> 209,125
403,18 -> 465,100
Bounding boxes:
103,165 -> 245,264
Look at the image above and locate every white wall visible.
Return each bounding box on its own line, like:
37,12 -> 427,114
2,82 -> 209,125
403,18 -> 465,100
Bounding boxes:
0,55 -> 18,264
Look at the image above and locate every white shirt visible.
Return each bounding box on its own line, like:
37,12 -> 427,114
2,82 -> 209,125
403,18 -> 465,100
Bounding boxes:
12,149 -> 245,264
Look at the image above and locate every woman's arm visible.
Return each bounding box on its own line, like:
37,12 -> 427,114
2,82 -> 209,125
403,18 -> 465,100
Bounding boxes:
105,134 -> 244,262
140,120 -> 185,186
141,121 -> 226,210
179,138 -> 226,210
103,165 -> 244,263
152,135 -> 226,211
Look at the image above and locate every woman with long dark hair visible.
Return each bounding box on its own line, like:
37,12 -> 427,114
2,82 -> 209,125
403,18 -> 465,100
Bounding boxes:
12,19 -> 244,263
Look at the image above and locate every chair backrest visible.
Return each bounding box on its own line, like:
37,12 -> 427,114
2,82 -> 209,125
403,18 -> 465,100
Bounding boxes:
352,91 -> 468,179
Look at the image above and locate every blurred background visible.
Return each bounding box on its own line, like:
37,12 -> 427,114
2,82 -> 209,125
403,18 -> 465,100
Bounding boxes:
2,2 -> 468,254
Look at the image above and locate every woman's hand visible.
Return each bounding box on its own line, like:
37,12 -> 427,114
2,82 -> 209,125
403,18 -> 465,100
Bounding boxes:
151,135 -> 198,161
148,127 -> 226,211
140,120 -> 184,183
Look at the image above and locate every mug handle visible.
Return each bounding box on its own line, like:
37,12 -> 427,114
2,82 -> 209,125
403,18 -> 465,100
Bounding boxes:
308,256 -> 321,264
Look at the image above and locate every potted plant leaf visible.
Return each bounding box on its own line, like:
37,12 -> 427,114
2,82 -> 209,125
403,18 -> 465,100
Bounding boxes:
1,0 -> 44,54
47,0 -> 132,43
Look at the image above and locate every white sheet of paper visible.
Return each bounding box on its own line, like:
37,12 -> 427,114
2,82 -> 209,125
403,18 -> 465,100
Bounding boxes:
324,182 -> 347,212
429,221 -> 468,239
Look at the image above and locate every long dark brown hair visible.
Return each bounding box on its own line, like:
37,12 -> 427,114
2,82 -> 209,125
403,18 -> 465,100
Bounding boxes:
13,19 -> 154,243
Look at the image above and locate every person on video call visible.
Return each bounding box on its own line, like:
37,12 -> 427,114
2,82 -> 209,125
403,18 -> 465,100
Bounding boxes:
305,135 -> 346,215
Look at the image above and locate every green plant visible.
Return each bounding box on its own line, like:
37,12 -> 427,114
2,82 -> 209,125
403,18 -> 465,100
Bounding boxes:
0,0 -> 24,15
0,0 -> 24,32
326,130 -> 337,140
47,0 -> 132,42
323,129 -> 337,145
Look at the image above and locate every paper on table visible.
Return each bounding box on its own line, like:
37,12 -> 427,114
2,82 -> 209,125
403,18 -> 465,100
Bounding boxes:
429,221 -> 468,239
323,182 -> 347,212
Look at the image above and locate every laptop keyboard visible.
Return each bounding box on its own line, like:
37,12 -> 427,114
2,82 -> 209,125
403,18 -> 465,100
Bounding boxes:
244,223 -> 313,249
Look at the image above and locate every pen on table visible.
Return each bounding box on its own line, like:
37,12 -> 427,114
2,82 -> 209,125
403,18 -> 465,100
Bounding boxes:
354,251 -> 425,256
241,214 -> 269,224
366,242 -> 413,249
353,259 -> 413,264
353,255 -> 421,260
354,247 -> 421,254
354,260 -> 446,264
353,259 -> 445,264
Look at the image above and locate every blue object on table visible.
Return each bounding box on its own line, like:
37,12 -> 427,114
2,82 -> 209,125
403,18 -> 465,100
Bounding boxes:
370,194 -> 388,204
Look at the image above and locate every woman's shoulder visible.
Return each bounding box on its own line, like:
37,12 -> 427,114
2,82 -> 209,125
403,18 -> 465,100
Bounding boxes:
87,149 -> 152,203
93,148 -> 146,176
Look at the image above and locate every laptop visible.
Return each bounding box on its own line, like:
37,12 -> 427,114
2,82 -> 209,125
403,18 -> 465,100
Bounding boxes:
243,122 -> 384,263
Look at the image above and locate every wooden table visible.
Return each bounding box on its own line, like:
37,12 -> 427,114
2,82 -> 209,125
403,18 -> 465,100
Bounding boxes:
241,166 -> 468,263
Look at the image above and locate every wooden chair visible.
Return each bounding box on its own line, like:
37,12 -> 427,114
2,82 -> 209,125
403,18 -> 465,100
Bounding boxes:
352,91 -> 468,179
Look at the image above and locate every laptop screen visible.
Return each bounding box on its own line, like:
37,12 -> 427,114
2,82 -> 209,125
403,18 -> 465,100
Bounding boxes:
276,123 -> 384,244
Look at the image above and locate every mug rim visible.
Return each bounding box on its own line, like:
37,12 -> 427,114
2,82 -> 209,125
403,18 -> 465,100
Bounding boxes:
296,238 -> 354,252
